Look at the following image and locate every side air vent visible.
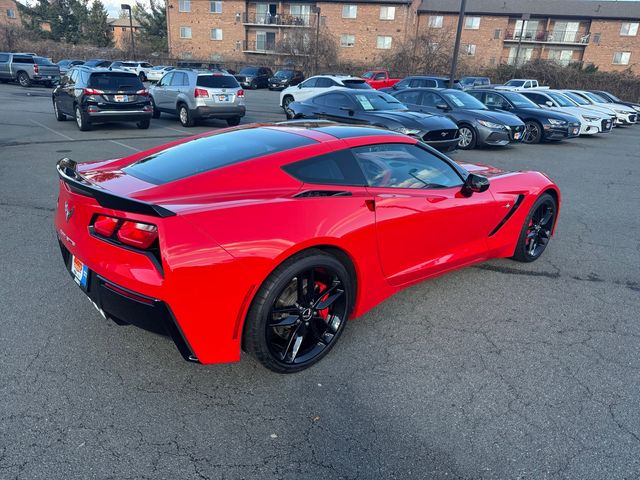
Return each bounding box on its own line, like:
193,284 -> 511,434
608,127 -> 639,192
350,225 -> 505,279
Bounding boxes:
488,194 -> 525,237
294,190 -> 353,198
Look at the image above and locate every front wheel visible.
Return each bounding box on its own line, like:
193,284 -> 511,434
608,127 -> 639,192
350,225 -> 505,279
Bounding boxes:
522,120 -> 543,144
457,125 -> 476,150
283,96 -> 295,120
244,250 -> 353,373
512,193 -> 557,262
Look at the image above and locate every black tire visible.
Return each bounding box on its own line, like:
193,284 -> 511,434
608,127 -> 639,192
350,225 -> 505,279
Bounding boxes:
74,104 -> 91,131
53,99 -> 66,121
17,71 -> 31,88
137,118 -> 151,129
178,103 -> 195,127
226,117 -> 241,127
522,120 -> 543,144
244,249 -> 354,373
139,72 -> 147,82
44,81 -> 53,88
250,80 -> 257,90
512,193 -> 557,263
150,97 -> 161,119
457,124 -> 477,150
283,95 -> 295,120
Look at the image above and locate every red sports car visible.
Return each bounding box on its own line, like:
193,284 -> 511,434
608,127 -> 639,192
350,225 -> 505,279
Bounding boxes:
55,122 -> 560,373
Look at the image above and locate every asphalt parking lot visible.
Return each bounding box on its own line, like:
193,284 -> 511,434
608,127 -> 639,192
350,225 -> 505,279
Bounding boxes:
1,82 -> 639,480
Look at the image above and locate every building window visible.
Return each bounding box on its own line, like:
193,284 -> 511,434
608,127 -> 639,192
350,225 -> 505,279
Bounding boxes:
179,26 -> 192,38
428,15 -> 443,28
7,8 -> 16,18
340,34 -> 355,47
464,16 -> 480,29
507,46 -> 533,65
380,6 -> 395,20
592,33 -> 601,44
465,44 -> 476,56
548,49 -> 574,66
210,28 -> 223,40
290,5 -> 311,25
620,22 -> 639,36
612,52 -> 631,65
209,1 -> 222,13
377,35 -> 392,49
342,5 -> 357,19
494,29 -> 501,39
178,0 -> 190,12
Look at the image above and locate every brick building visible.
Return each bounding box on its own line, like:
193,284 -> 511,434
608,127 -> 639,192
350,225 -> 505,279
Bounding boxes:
108,16 -> 142,50
166,0 -> 640,72
0,0 -> 20,26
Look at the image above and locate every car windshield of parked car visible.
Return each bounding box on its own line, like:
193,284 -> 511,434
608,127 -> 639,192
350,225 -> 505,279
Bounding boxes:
34,57 -> 54,65
443,90 -> 487,109
502,92 -> 538,108
582,91 -> 607,103
240,67 -> 258,75
151,66 -> 166,70
562,91 -> 589,105
274,70 -> 294,79
603,92 -> 621,102
197,75 -> 240,88
548,92 -> 575,107
505,80 -> 525,87
89,72 -> 143,90
343,79 -> 371,89
353,92 -> 406,111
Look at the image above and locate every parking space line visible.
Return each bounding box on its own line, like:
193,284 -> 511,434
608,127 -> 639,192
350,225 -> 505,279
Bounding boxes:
29,120 -> 75,141
109,140 -> 141,152
164,127 -> 190,135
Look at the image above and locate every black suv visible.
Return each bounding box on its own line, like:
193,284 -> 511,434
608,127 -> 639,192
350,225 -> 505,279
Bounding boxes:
52,67 -> 153,131
380,76 -> 462,93
268,69 -> 305,90
235,66 -> 273,89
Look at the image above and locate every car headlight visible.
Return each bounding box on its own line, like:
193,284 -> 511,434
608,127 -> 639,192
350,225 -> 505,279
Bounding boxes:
478,120 -> 504,129
393,127 -> 421,135
548,118 -> 566,126
582,115 -> 599,122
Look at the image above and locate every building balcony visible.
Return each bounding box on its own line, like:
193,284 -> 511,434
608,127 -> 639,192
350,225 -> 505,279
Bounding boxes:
242,12 -> 312,27
242,40 -> 277,54
504,29 -> 590,45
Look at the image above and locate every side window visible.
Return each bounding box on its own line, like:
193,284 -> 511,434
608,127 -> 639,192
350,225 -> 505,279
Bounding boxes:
374,72 -> 386,80
324,93 -> 352,108
394,90 -> 421,105
420,92 -> 442,107
282,150 -> 367,186
0,53 -> 9,63
352,143 -> 462,189
159,72 -> 173,86
301,78 -> 318,88
316,78 -> 335,88
525,93 -> 546,105
69,70 -> 79,84
485,92 -> 508,109
13,56 -> 34,64
170,72 -> 185,86
396,78 -> 410,88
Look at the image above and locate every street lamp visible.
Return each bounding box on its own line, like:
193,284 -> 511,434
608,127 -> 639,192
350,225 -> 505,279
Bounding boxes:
121,3 -> 136,60
448,0 -> 467,89
311,6 -> 321,75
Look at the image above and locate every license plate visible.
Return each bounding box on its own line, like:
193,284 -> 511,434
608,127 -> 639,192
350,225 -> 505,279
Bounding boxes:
115,95 -> 129,102
71,255 -> 89,289
217,95 -> 228,102
572,127 -> 579,135
513,132 -> 521,140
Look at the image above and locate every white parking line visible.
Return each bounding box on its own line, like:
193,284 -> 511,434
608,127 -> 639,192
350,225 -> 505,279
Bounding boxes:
164,126 -> 190,135
109,140 -> 141,152
30,120 -> 75,141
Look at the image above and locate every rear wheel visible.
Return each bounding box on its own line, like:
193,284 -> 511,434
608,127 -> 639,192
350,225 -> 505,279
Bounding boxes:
244,250 -> 353,373
457,125 -> 476,150
139,72 -> 147,82
522,120 -> 543,144
178,103 -> 195,127
283,95 -> 295,119
75,105 -> 91,131
17,72 -> 31,88
226,117 -> 241,127
53,99 -> 66,121
151,97 -> 161,118
137,118 -> 151,129
512,193 -> 557,262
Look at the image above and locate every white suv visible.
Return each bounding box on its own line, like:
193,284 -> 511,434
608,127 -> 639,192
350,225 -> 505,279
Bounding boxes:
110,61 -> 154,81
280,75 -> 371,119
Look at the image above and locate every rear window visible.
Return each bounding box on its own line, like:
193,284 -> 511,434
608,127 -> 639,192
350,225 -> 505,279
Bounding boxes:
240,67 -> 258,75
342,80 -> 371,90
124,129 -> 316,184
89,72 -> 143,90
196,75 -> 240,88
34,57 -> 54,65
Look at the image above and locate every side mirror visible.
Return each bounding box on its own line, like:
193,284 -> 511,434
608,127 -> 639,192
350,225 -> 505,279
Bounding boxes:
297,84 -> 303,89
340,106 -> 354,116
545,101 -> 554,107
461,173 -> 490,197
436,103 -> 449,110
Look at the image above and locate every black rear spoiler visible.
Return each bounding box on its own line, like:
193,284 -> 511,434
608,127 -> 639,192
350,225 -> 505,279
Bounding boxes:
56,158 -> 175,218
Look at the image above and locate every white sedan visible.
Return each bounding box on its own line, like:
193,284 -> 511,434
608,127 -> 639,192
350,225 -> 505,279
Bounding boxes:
147,66 -> 175,83
564,90 -> 637,125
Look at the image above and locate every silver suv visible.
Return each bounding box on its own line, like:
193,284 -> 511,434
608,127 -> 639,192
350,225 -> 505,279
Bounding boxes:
149,70 -> 246,127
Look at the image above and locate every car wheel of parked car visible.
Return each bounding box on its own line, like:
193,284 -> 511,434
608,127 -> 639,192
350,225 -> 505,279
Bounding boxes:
227,117 -> 241,127
150,97 -> 161,119
243,249 -> 353,373
523,120 -> 543,144
457,125 -> 476,150
139,72 -> 147,82
74,105 -> 91,131
512,193 -> 557,263
283,96 -> 295,119
17,72 -> 31,88
53,100 -> 66,121
137,118 -> 151,129
178,104 -> 195,127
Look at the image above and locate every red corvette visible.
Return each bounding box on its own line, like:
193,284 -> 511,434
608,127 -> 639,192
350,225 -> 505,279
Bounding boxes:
55,122 -> 560,373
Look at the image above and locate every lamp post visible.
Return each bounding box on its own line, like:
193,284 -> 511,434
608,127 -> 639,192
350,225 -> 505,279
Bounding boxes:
311,6 -> 321,75
121,3 -> 136,60
448,0 -> 466,89
513,13 -> 530,76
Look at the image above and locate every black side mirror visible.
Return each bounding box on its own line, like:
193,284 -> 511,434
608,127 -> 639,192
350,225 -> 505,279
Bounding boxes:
461,173 -> 490,197
297,84 -> 303,89
340,106 -> 354,116
436,103 -> 449,110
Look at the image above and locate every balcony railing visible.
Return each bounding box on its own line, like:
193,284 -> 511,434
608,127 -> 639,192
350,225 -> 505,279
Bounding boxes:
504,29 -> 590,44
243,12 -> 312,26
243,40 -> 277,53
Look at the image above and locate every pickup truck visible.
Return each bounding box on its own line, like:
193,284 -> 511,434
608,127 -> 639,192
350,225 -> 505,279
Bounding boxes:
362,70 -> 400,89
0,53 -> 61,87
495,79 -> 546,91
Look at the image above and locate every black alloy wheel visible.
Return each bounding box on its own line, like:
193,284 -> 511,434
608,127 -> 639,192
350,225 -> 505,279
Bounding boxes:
283,96 -> 295,119
523,120 -> 543,144
512,193 -> 557,262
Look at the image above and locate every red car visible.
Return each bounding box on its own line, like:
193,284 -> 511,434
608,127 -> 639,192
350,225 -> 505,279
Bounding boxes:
55,123 -> 560,373
362,70 -> 401,89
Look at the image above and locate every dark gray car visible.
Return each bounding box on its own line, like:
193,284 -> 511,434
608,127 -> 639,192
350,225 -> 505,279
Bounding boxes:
389,88 -> 525,150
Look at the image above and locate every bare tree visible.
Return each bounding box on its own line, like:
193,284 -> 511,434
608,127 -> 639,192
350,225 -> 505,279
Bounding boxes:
274,26 -> 338,75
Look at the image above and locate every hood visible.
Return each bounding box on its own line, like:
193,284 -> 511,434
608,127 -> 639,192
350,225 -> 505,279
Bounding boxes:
468,109 -> 523,126
606,102 -> 636,113
457,162 -> 511,178
519,107 -> 579,123
371,110 -> 458,130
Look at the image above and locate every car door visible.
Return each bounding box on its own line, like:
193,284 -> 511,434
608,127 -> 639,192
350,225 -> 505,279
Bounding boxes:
313,93 -> 361,123
167,72 -> 187,110
295,77 -> 318,102
484,92 -> 512,112
416,90 -> 447,115
353,142 -> 504,285
61,69 -> 79,114
393,90 -> 423,111
153,72 -> 173,110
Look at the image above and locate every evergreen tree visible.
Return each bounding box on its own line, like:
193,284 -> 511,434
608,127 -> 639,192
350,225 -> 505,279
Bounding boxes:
134,0 -> 167,52
85,0 -> 112,47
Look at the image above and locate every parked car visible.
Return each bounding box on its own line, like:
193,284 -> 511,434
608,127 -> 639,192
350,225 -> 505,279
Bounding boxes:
519,90 -> 613,135
390,88 -> 525,150
52,66 -> 152,131
54,124 -> 560,371
286,89 -> 460,152
380,76 -> 462,93
146,65 -> 175,83
361,70 -> 401,89
280,75 -> 372,117
468,89 -> 581,144
268,69 -> 304,90
558,90 -> 624,125
83,59 -> 112,68
111,61 -> 154,81
495,79 -> 542,90
149,70 -> 245,127
234,66 -> 273,89
57,59 -> 84,75
0,53 -> 60,87
459,76 -> 491,89
588,90 -> 640,114
562,89 -> 637,125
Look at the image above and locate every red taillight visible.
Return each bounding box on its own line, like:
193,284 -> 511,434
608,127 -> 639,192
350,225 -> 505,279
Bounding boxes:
236,89 -> 244,98
194,88 -> 209,98
116,221 -> 158,249
136,89 -> 149,96
83,88 -> 104,96
93,215 -> 119,237
34,64 -> 39,74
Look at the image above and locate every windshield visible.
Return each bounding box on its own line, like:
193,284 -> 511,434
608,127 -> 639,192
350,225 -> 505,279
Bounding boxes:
605,92 -> 621,102
196,75 -> 240,88
583,91 -> 607,103
460,77 -> 476,85
548,92 -> 575,107
274,70 -> 294,79
152,65 -> 166,70
240,67 -> 258,75
88,72 -> 143,91
563,91 -> 589,105
361,71 -> 375,79
354,92 -> 406,111
443,90 -> 487,109
502,92 -> 538,108
505,80 -> 526,87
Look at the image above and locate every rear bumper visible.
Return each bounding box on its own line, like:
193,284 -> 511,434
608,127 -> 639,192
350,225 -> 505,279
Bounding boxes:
32,75 -> 60,84
193,105 -> 246,119
87,109 -> 152,123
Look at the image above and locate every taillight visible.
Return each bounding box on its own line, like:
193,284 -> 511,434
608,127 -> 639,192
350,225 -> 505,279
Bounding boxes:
34,64 -> 39,75
93,215 -> 119,237
136,89 -> 149,96
83,88 -> 104,96
194,88 -> 209,98
116,221 -> 158,249
236,89 -> 244,98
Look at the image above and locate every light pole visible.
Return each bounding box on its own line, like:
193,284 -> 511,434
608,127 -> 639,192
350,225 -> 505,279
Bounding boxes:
311,6 -> 321,75
448,0 -> 466,89
513,13 -> 530,77
121,4 -> 136,59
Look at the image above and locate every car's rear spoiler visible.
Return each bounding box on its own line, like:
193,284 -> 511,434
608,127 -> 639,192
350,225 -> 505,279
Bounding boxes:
56,158 -> 175,218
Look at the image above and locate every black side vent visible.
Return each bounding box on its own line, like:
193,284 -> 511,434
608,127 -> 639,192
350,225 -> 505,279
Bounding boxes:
488,194 -> 525,237
294,190 -> 353,198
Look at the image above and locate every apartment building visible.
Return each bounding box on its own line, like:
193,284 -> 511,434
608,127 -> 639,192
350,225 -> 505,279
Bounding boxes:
166,0 -> 640,72
108,17 -> 142,50
0,0 -> 20,26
